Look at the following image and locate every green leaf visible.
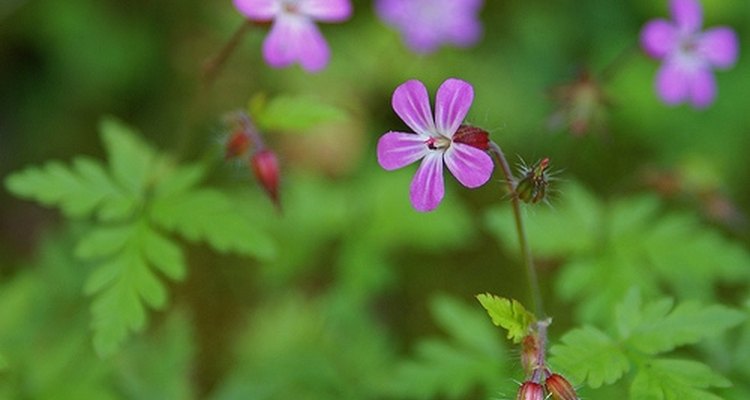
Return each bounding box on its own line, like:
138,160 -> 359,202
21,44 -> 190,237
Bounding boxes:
549,326 -> 630,388
150,188 -> 275,260
617,290 -> 745,355
388,296 -> 508,399
630,359 -> 730,400
475,293 -> 535,343
4,157 -> 136,220
253,95 -> 348,133
0,353 -> 7,370
82,221 -> 184,356
100,117 -> 156,195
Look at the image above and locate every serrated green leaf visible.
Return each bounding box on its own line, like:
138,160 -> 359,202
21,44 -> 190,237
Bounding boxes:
254,95 -> 348,133
624,298 -> 745,355
75,224 -> 135,260
141,228 -> 186,280
153,163 -> 206,198
84,221 -> 182,357
630,359 -> 730,400
4,157 -> 135,220
476,293 -> 535,343
150,189 -> 275,260
550,326 -> 630,388
100,117 -> 156,195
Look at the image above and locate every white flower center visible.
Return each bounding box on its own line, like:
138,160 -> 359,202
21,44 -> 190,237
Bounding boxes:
426,135 -> 451,150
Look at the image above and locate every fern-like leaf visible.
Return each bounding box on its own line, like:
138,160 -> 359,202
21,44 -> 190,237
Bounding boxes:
630,359 -> 730,400
77,221 -> 185,356
150,188 -> 275,260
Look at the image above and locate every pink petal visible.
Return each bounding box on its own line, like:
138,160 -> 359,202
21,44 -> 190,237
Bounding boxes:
688,68 -> 716,108
409,152 -> 445,212
377,131 -> 428,170
640,20 -> 678,59
434,78 -> 474,137
656,62 -> 690,105
444,143 -> 493,188
262,16 -> 330,72
698,27 -> 739,69
296,20 -> 330,72
234,0 -> 279,20
300,0 -> 352,22
670,0 -> 702,33
392,80 -> 436,136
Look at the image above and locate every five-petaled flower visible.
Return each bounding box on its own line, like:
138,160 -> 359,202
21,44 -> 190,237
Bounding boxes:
375,0 -> 484,54
640,0 -> 738,108
234,0 -> 352,72
377,79 -> 494,212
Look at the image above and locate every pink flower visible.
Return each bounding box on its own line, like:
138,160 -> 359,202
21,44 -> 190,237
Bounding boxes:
640,0 -> 738,108
376,79 -> 494,212
233,0 -> 352,72
375,0 -> 483,54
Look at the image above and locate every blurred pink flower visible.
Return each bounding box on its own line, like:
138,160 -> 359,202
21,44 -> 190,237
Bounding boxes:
640,0 -> 738,108
377,79 -> 494,212
376,0 -> 483,54
234,0 -> 352,72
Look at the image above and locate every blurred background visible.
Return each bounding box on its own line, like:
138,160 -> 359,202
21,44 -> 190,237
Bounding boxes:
1,0 -> 750,399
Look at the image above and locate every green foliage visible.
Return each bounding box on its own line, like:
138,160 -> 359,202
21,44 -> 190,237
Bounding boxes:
551,325 -> 630,388
386,295 -> 509,399
210,295 -> 393,400
249,93 -> 348,133
631,359 -> 730,400
486,181 -> 750,322
0,232 -> 195,400
4,118 -> 273,356
475,293 -> 535,343
550,290 -> 744,399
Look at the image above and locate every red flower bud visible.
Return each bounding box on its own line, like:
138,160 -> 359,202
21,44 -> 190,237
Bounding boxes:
225,131 -> 252,160
516,381 -> 544,400
453,125 -> 490,151
545,373 -> 579,400
250,149 -> 280,209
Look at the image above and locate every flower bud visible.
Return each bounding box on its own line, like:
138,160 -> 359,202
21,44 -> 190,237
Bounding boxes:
520,334 -> 540,375
548,71 -> 608,137
250,149 -> 281,208
545,373 -> 579,400
516,381 -> 544,400
225,131 -> 252,160
453,125 -> 490,151
516,158 -> 550,204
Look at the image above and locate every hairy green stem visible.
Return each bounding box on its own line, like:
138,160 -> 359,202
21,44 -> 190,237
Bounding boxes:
488,141 -> 545,317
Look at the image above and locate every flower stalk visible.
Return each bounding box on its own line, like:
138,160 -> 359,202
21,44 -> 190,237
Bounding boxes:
203,20 -> 254,86
488,141 -> 544,318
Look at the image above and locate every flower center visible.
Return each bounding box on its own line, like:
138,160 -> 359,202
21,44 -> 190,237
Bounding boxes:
426,135 -> 451,150
280,0 -> 300,14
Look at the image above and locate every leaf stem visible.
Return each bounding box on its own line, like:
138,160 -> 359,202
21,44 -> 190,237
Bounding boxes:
488,141 -> 545,318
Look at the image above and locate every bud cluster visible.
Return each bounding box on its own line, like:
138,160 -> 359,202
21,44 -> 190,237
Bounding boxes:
224,112 -> 281,209
515,321 -> 579,400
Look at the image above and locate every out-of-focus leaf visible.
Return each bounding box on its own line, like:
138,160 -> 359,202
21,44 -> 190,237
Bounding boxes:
253,94 -> 348,133
476,293 -> 535,343
387,295 -> 508,399
617,290 -> 745,355
116,311 -> 196,400
100,117 -> 156,195
4,157 -> 136,220
150,188 -> 275,260
630,359 -> 730,400
81,221 -> 183,356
